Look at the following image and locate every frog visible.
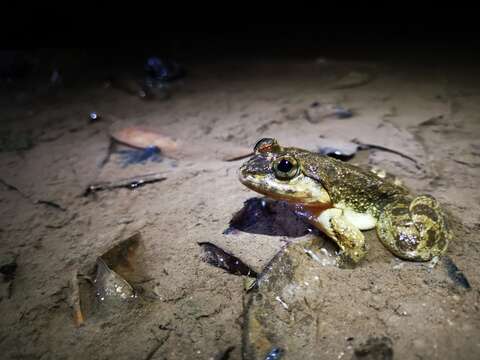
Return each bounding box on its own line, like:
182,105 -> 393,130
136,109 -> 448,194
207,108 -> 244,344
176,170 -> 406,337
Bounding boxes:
238,138 -> 451,266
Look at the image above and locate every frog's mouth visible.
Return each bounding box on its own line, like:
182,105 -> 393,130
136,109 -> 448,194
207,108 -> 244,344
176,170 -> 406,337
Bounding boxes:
239,172 -> 332,207
239,173 -> 284,199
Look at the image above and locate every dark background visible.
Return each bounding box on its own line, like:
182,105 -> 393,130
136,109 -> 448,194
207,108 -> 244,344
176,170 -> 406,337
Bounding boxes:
2,24 -> 480,82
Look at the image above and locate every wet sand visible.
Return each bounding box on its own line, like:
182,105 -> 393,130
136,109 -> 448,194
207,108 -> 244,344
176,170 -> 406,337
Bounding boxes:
0,51 -> 479,359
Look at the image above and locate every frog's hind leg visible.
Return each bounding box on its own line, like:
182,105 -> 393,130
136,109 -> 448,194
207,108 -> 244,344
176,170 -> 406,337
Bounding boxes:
376,195 -> 451,261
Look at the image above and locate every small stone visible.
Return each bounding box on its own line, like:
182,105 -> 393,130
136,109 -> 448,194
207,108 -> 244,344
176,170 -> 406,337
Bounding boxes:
89,112 -> 99,122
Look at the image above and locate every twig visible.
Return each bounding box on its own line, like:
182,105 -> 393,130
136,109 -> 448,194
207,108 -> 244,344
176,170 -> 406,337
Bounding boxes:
99,137 -> 116,168
70,270 -> 85,327
0,178 -> 30,199
145,342 -> 163,360
84,173 -> 167,196
1,179 -> 68,211
453,159 -> 478,169
418,115 -> 445,127
222,152 -> 254,162
36,200 -> 67,211
351,138 -> 421,169
145,333 -> 170,360
7,281 -> 14,299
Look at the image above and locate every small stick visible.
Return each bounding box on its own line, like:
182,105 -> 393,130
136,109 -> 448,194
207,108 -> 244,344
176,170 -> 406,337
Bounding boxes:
351,138 -> 421,168
1,179 -> 68,210
84,173 -> 167,196
222,151 -> 253,162
98,137 -> 116,168
0,178 -> 30,200
36,200 -> 67,211
70,270 -> 85,327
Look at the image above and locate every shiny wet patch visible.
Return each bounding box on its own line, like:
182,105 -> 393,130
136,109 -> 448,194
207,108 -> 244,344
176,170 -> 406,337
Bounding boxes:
224,197 -> 316,237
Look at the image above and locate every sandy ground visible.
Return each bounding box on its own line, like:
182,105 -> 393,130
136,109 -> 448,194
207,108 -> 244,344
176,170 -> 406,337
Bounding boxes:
0,53 -> 479,360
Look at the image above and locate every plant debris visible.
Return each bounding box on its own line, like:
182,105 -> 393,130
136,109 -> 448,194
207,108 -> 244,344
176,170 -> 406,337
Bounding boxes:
222,150 -> 254,162
94,257 -> 138,306
442,256 -> 471,289
115,145 -> 163,168
1,179 -> 66,210
418,115 -> 445,127
111,127 -> 178,155
100,232 -> 143,281
198,242 -> 257,277
84,173 -> 167,196
0,178 -> 27,196
36,200 -> 67,211
351,138 -> 420,168
98,138 -> 116,168
69,270 -> 85,327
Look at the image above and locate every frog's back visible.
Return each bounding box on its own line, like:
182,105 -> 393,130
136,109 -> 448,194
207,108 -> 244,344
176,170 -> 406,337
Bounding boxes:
291,148 -> 409,216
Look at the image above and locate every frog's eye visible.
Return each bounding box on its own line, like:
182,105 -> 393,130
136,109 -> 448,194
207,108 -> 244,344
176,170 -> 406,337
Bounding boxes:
273,156 -> 299,180
254,138 -> 278,154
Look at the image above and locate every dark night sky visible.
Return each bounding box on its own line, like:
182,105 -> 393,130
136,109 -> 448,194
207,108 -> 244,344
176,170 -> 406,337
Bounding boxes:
2,23 -> 480,76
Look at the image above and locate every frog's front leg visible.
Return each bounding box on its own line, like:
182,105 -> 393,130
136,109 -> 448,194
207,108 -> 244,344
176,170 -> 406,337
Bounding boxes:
295,206 -> 368,265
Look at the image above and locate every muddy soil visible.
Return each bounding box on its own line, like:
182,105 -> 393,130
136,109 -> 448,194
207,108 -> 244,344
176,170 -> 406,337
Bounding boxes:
0,53 -> 479,360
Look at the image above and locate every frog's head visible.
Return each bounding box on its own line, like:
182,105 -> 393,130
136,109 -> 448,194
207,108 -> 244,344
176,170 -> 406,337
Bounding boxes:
239,138 -> 332,207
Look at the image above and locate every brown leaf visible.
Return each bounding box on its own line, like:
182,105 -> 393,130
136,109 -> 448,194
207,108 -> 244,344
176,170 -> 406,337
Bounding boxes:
111,127 -> 178,154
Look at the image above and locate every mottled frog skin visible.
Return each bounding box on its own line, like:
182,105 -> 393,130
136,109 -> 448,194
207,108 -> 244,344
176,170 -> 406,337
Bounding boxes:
238,138 -> 451,266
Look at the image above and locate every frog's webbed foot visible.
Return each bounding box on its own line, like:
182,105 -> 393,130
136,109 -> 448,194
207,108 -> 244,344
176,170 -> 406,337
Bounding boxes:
376,195 -> 451,261
426,255 -> 440,270
317,208 -> 367,267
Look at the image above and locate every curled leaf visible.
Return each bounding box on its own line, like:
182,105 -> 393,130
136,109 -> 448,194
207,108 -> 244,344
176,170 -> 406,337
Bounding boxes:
198,242 -> 257,278
111,127 -> 178,154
